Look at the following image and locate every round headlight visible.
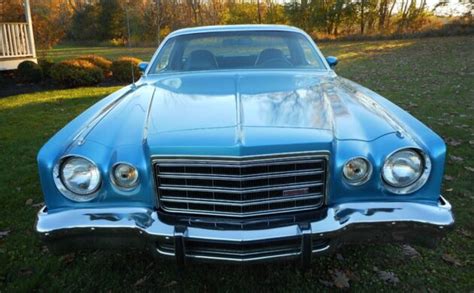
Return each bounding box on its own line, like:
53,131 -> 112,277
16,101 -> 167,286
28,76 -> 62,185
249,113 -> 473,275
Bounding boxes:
343,157 -> 371,185
382,149 -> 424,188
59,157 -> 101,201
112,163 -> 139,189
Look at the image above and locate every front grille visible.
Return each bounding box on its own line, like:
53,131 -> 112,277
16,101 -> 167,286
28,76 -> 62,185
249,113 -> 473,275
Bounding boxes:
153,153 -> 328,217
157,237 -> 330,261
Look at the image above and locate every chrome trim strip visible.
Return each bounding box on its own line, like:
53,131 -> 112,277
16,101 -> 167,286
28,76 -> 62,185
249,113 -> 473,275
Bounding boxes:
157,169 -> 324,181
185,251 -> 302,262
312,244 -> 331,253
160,194 -> 324,206
160,205 -> 323,218
151,151 -> 330,161
184,247 -> 299,257
156,158 -> 325,167
156,248 -> 175,257
158,182 -> 323,194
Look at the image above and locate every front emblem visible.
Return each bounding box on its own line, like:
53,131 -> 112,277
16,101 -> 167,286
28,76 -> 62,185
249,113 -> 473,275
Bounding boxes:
283,187 -> 309,197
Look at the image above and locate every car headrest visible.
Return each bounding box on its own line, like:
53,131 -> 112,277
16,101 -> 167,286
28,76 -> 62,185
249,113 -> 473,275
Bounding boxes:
255,48 -> 285,66
184,50 -> 218,71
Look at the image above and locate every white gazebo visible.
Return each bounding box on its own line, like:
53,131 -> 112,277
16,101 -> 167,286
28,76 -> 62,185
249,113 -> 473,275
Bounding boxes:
0,0 -> 37,71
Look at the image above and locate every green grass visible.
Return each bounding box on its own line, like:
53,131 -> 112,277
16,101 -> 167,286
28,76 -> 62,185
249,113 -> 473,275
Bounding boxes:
2,35 -> 473,291
39,44 -> 156,62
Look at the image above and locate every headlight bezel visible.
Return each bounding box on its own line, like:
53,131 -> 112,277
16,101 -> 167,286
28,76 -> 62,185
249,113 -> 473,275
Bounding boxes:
53,155 -> 102,202
110,162 -> 139,190
382,148 -> 431,194
342,156 -> 372,186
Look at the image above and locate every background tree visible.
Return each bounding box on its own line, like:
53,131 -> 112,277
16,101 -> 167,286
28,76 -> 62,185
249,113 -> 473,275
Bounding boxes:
1,0 -> 464,47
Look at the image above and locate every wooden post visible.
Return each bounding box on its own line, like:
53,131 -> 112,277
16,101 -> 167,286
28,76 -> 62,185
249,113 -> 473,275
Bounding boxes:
24,0 -> 36,58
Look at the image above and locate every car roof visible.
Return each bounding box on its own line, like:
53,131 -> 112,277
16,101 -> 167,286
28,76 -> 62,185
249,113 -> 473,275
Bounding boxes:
167,24 -> 306,38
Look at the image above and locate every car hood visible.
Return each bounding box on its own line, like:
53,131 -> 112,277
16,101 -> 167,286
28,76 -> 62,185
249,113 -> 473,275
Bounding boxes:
86,71 -> 400,156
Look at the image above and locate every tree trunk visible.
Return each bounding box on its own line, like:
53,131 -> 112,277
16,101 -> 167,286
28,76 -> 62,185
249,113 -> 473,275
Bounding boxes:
156,0 -> 161,45
257,0 -> 261,24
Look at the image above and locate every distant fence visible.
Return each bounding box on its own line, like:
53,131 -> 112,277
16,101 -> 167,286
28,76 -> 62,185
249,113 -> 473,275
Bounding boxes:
0,22 -> 34,59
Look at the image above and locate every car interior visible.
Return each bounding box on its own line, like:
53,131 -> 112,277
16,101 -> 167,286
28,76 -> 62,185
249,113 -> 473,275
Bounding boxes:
153,31 -> 324,72
182,48 -> 296,71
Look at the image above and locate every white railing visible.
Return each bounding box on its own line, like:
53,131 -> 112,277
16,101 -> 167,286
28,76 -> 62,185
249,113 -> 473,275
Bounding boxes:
0,23 -> 34,59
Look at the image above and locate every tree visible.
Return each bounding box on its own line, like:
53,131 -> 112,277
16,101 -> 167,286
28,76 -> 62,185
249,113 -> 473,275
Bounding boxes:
70,4 -> 101,41
99,0 -> 126,42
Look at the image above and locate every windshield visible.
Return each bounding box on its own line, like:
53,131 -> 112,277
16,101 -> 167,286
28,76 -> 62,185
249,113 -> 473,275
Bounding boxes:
149,31 -> 326,73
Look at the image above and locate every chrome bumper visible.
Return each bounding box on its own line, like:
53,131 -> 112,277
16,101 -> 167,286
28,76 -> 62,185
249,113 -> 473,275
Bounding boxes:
36,196 -> 454,264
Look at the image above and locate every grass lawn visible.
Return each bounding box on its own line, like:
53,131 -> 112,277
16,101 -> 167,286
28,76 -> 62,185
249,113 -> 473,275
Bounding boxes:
39,44 -> 156,62
2,36 -> 473,291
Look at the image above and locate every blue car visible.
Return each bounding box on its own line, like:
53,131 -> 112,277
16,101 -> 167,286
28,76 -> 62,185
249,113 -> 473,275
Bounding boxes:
36,25 -> 454,265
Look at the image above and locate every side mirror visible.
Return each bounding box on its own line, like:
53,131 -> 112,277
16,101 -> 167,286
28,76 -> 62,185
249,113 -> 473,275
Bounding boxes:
138,62 -> 149,73
326,56 -> 338,69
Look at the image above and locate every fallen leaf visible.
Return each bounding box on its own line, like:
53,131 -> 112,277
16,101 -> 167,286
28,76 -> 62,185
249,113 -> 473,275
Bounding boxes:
442,253 -> 462,266
407,102 -> 418,108
134,275 -> 150,287
464,167 -> 474,172
445,188 -> 453,192
344,270 -> 360,282
445,138 -> 462,146
32,202 -> 44,208
164,281 -> 178,288
336,253 -> 344,261
18,267 -> 33,276
377,270 -> 400,284
444,175 -> 454,181
332,270 -> 350,289
25,198 -> 33,206
402,244 -> 421,259
60,253 -> 75,265
449,155 -> 463,163
469,140 -> 474,145
41,245 -> 49,254
458,228 -> 472,238
0,230 -> 10,239
319,279 -> 334,287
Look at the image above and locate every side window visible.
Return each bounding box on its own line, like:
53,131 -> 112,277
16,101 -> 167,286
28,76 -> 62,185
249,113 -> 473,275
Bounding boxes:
155,39 -> 175,71
298,38 -> 321,66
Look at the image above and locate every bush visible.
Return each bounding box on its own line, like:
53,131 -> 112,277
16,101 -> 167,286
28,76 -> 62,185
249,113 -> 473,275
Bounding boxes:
17,61 -> 43,83
111,56 -> 142,83
38,59 -> 55,79
78,54 -> 112,75
51,59 -> 104,87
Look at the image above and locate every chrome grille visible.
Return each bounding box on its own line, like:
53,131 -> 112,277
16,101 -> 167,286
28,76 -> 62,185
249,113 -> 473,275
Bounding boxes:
153,153 -> 327,217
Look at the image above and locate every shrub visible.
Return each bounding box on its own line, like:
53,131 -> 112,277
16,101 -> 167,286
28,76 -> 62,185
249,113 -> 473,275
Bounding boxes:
51,59 -> 104,87
111,56 -> 142,83
78,54 -> 112,75
38,59 -> 55,78
17,61 -> 43,83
